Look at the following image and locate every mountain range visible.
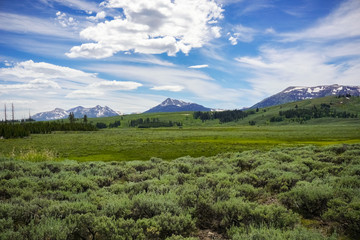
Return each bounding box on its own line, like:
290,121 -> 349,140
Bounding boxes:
251,84 -> 360,109
31,84 -> 360,120
32,105 -> 119,121
144,98 -> 212,113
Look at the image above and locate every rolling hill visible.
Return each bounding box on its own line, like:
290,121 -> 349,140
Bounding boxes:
91,95 -> 360,127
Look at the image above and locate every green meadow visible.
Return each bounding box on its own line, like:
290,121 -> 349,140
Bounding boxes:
2,95 -> 360,161
0,122 -> 359,161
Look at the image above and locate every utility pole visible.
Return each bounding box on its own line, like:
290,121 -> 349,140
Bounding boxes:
4,104 -> 7,123
12,103 -> 14,122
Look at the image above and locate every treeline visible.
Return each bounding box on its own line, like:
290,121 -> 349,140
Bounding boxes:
1,144 -> 359,239
96,120 -> 121,129
194,109 -> 254,123
0,122 -> 97,139
0,123 -> 30,139
270,104 -> 358,123
336,94 -> 352,98
129,118 -> 182,128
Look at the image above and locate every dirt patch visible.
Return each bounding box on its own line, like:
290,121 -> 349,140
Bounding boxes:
197,229 -> 226,240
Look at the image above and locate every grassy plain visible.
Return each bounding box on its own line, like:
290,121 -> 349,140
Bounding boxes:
1,96 -> 359,161
1,122 -> 359,161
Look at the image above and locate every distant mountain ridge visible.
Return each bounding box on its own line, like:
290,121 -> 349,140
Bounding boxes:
32,105 -> 119,121
251,84 -> 360,109
144,98 -> 212,113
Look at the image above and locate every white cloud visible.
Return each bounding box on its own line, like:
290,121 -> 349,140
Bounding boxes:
41,0 -> 100,12
65,89 -> 104,99
108,55 -> 175,66
241,1 -> 274,15
0,60 -> 97,87
0,35 -> 75,58
90,80 -> 142,90
151,85 -> 184,92
0,79 -> 61,91
87,11 -> 106,21
86,64 -> 240,101
227,24 -> 257,45
0,12 -> 77,39
4,60 -> 12,67
282,0 -> 360,42
67,0 -> 224,58
56,11 -> 78,28
188,64 -> 209,69
217,0 -> 244,5
233,0 -> 360,104
265,27 -> 276,34
0,60 -> 152,117
236,43 -> 360,95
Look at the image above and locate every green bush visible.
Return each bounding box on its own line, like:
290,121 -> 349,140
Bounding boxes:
324,198 -> 360,237
153,213 -> 196,238
26,217 -> 71,240
279,180 -> 334,217
228,225 -> 337,240
212,198 -> 298,231
0,144 -> 359,239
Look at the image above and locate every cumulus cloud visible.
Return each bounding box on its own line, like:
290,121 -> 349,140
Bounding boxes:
0,60 -> 143,106
0,61 -> 170,117
56,11 -> 77,28
188,64 -> 209,69
0,60 -> 97,87
151,85 -> 184,92
67,0 -> 224,58
4,60 -> 12,67
87,11 -> 106,21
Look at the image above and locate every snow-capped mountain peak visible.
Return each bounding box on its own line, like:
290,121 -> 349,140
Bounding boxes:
145,98 -> 212,113
160,98 -> 191,107
32,105 -> 120,121
251,84 -> 360,109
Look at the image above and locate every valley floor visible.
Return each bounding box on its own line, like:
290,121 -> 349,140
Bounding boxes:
1,123 -> 359,161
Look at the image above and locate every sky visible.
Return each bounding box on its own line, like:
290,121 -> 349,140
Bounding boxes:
1,0 -> 360,118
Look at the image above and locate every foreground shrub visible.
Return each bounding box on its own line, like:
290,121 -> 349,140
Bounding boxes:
323,198 -> 360,237
279,179 -> 334,217
228,225 -> 337,240
212,198 -> 298,231
0,144 -> 359,239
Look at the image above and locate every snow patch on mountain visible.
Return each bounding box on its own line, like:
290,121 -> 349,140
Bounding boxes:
32,105 -> 119,121
145,98 -> 212,113
251,84 -> 360,109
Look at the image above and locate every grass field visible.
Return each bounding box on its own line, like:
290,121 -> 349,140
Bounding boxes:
91,95 -> 360,127
1,122 -> 359,161
1,96 -> 359,161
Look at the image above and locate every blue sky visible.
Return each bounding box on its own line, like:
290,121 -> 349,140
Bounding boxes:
1,0 -> 360,118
